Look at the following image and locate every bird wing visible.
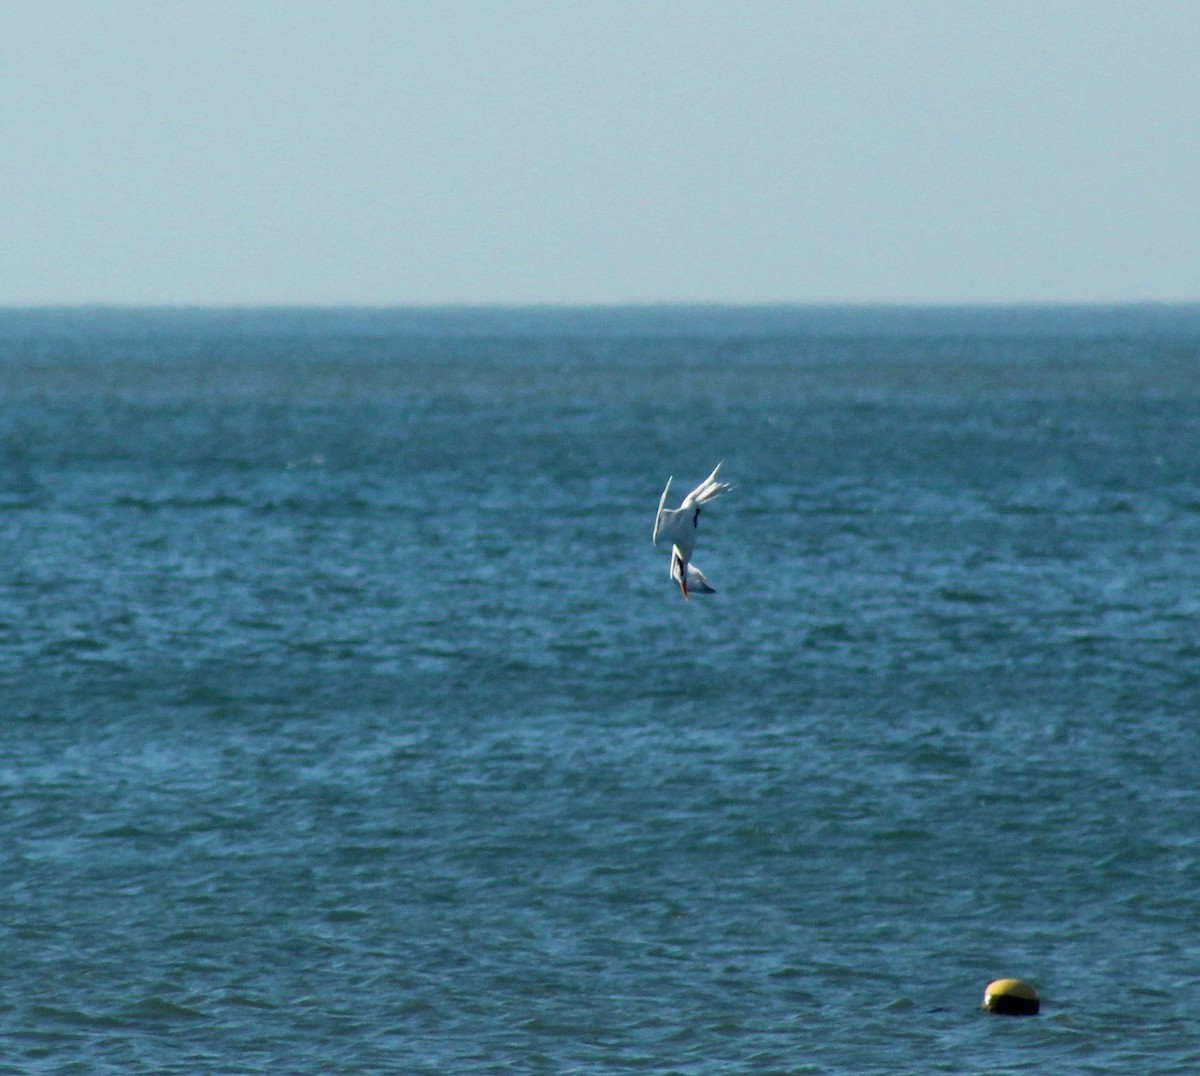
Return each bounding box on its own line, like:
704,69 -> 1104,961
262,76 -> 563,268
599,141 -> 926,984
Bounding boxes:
686,562 -> 716,594
652,476 -> 673,545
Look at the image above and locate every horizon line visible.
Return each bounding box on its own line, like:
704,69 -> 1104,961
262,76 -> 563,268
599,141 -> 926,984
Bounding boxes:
3,299 -> 1200,312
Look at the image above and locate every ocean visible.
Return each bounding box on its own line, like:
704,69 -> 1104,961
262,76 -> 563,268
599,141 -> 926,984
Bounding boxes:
1,305 -> 1199,1073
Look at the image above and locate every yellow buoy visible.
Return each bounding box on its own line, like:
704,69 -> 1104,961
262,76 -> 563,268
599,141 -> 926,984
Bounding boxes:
982,978 -> 1040,1015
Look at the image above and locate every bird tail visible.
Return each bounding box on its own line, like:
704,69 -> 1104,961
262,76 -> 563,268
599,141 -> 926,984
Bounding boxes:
685,461 -> 733,507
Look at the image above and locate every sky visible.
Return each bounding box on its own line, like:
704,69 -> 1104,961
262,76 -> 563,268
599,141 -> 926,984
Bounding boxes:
1,1 -> 1198,306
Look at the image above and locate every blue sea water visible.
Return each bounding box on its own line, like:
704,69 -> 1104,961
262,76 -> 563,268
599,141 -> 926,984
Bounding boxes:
2,305 -> 1200,1073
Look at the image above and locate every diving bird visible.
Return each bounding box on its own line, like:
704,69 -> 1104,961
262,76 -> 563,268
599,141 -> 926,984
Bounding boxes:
652,462 -> 732,599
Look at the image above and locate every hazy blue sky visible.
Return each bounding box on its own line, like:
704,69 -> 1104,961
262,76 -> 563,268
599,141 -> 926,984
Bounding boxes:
2,1 -> 1197,305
